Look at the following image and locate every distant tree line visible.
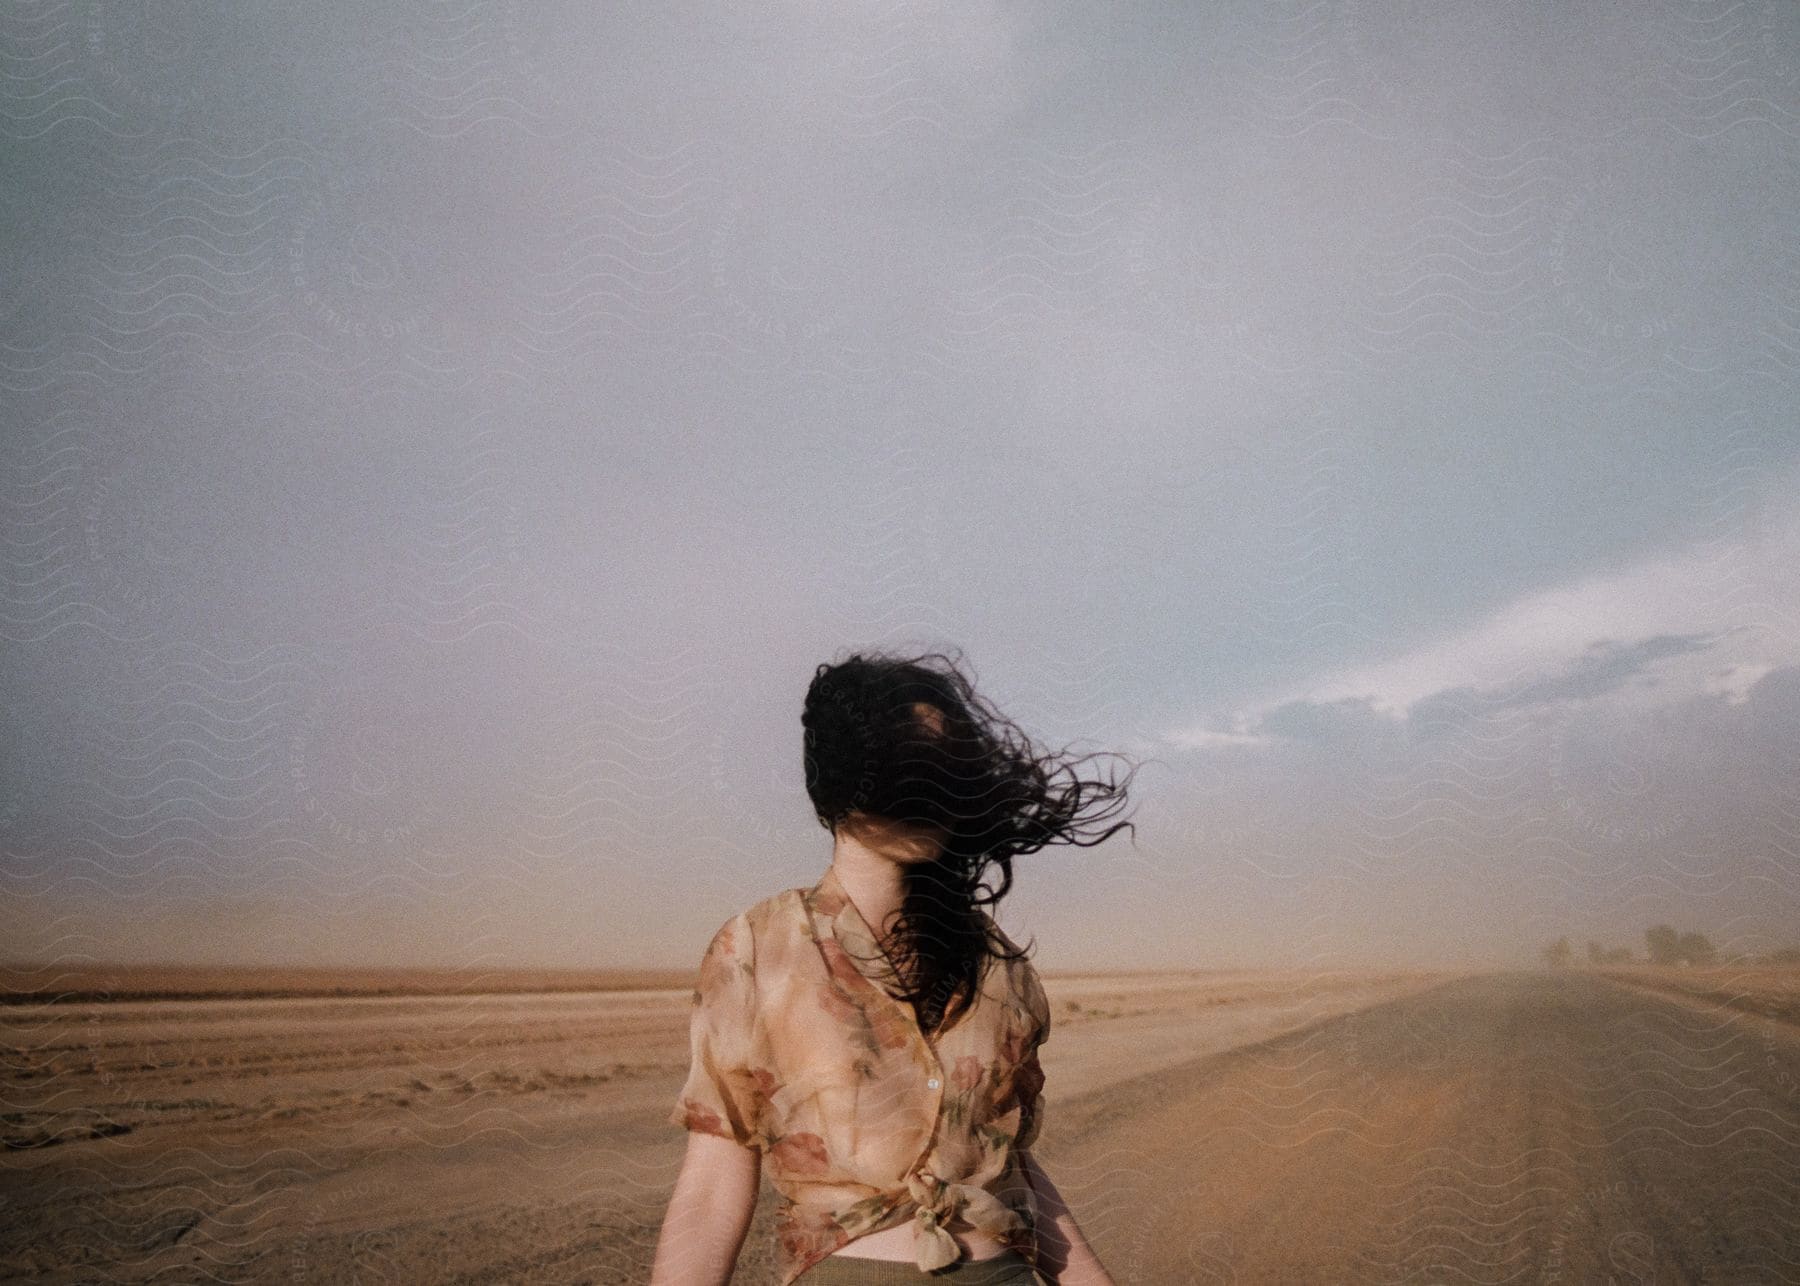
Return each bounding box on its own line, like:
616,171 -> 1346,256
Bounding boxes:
1642,924 -> 1716,966
1537,924 -> 1800,969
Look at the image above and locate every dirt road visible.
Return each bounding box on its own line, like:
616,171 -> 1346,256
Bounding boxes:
4,969 -> 1795,1282
1054,970 -> 1800,1284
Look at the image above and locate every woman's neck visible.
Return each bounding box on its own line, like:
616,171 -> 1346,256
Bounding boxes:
828,816 -> 941,937
830,843 -> 906,939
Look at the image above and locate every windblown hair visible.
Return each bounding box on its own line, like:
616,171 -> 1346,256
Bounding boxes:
802,647 -> 1141,1037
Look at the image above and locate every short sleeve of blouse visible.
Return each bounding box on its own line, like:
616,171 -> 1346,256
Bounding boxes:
668,911 -> 768,1150
1014,959 -> 1050,1150
1023,959 -> 1050,1046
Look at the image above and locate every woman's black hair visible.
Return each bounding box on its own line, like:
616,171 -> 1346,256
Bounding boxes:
802,646 -> 1141,1036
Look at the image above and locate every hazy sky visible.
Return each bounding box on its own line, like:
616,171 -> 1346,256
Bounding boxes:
4,1 -> 1798,972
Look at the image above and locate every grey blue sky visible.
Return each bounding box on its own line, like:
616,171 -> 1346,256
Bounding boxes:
3,1 -> 1797,971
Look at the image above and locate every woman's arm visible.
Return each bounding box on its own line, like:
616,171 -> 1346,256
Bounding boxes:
1018,1147 -> 1116,1286
650,1131 -> 762,1285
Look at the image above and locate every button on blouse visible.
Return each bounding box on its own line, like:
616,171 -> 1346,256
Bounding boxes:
668,863 -> 1052,1285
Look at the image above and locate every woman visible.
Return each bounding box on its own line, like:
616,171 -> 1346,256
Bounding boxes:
651,649 -> 1139,1285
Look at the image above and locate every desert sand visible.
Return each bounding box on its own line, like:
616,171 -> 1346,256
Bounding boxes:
4,964 -> 1798,1282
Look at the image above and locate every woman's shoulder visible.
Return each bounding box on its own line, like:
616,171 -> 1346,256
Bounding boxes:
975,909 -> 1046,1018
730,886 -> 810,943
977,905 -> 1041,970
980,907 -> 1023,953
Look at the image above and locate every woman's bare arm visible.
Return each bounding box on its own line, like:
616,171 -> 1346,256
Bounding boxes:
1018,1147 -> 1116,1286
650,1132 -> 762,1285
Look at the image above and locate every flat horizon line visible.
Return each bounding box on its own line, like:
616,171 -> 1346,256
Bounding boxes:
0,959 -> 1493,1005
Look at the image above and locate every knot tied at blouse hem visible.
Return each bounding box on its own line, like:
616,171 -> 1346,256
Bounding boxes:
905,1167 -> 1027,1272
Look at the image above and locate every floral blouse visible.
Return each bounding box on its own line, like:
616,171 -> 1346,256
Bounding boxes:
668,862 -> 1051,1285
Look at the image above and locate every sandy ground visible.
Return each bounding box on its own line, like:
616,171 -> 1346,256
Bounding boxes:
1052,969 -> 1800,1284
4,966 -> 1796,1282
1593,963 -> 1800,1027
0,964 -> 695,1005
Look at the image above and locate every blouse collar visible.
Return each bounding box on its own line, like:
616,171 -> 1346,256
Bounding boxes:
804,862 -> 1012,991
805,861 -> 900,988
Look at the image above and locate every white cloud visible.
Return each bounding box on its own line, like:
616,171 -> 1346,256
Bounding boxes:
1166,471 -> 1800,744
1159,705 -> 1281,751
1162,725 -> 1279,751
1704,662 -> 1775,706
